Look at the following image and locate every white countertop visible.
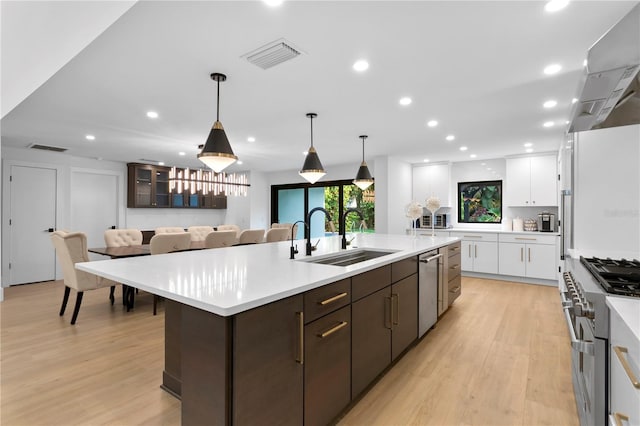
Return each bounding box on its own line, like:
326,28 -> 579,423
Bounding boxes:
411,227 -> 560,236
77,233 -> 458,317
607,296 -> 640,342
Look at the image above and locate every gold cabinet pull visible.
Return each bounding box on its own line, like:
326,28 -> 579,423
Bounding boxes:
528,247 -> 531,262
474,245 -> 477,258
318,321 -> 348,338
463,235 -> 482,239
449,286 -> 461,292
468,244 -> 471,257
295,311 -> 304,364
318,292 -> 348,306
449,264 -> 459,269
613,412 -> 629,426
385,296 -> 393,330
613,346 -> 640,388
515,237 -> 537,241
520,247 -> 524,262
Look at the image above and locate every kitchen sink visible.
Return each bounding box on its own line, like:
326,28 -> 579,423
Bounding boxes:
297,248 -> 399,267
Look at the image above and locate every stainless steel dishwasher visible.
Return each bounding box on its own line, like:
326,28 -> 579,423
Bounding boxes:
418,249 -> 443,337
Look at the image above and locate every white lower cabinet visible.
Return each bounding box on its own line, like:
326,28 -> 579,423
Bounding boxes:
608,298 -> 640,426
498,234 -> 558,280
450,232 -> 498,274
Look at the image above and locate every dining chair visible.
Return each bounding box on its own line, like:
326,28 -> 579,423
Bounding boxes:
50,230 -> 119,324
187,226 -> 215,242
155,227 -> 186,234
104,228 -> 143,247
238,229 -> 266,245
271,223 -> 299,240
149,232 -> 192,315
265,228 -> 290,243
216,224 -> 241,239
204,230 -> 238,248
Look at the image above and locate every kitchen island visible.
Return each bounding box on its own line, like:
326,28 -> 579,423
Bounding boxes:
77,233 -> 459,425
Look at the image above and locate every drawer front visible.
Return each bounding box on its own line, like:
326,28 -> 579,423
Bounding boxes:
448,253 -> 461,280
499,233 -> 558,245
447,241 -> 461,257
351,265 -> 392,302
448,275 -> 461,305
449,231 -> 498,242
391,256 -> 417,283
610,309 -> 640,424
304,278 -> 351,324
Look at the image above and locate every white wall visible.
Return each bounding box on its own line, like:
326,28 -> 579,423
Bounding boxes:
573,125 -> 640,258
373,156 -> 412,235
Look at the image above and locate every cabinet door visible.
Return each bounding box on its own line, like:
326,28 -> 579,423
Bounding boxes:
304,306 -> 351,426
526,243 -> 557,280
461,240 -> 474,271
498,242 -> 526,277
154,167 -> 171,207
412,166 -> 430,203
530,155 -> 557,206
472,241 -> 498,274
391,274 -> 418,360
351,286 -> 391,399
412,164 -> 451,207
233,295 -> 304,425
131,165 -> 153,207
505,157 -> 531,206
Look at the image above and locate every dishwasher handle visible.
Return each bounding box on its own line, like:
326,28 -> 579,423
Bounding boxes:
420,253 -> 443,263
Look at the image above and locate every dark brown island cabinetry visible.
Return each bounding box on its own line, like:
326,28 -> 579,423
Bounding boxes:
164,251 -> 438,425
447,241 -> 462,305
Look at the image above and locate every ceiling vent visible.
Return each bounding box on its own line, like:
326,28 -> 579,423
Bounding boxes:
28,143 -> 67,153
241,38 -> 303,70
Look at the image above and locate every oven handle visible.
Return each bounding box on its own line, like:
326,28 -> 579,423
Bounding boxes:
562,307 -> 595,356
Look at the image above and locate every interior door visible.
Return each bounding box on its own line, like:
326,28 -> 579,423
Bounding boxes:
70,171 -> 119,260
9,165 -> 57,284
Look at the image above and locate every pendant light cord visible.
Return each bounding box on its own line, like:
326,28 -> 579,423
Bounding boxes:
216,79 -> 220,122
309,115 -> 314,148
361,137 -> 365,161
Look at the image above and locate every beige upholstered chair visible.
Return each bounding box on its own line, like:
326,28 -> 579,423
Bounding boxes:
104,229 -> 143,247
265,228 -> 290,243
50,231 -> 119,324
149,233 -> 191,314
154,227 -> 186,234
216,224 -> 241,239
271,223 -> 299,240
238,229 -> 265,245
187,226 -> 215,242
204,230 -> 238,249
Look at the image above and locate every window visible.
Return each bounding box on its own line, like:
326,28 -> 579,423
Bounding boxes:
271,180 -> 375,239
458,180 -> 502,223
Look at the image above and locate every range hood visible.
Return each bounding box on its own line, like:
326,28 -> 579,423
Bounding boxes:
568,3 -> 640,133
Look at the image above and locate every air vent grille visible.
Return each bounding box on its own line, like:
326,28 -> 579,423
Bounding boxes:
28,143 -> 67,152
242,38 -> 303,70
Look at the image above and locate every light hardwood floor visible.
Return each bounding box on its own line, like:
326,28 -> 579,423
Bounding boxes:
1,277 -> 578,426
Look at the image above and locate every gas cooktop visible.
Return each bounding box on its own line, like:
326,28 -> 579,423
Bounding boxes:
581,256 -> 640,298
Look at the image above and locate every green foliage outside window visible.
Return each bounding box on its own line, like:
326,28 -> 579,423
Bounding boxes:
324,184 -> 375,233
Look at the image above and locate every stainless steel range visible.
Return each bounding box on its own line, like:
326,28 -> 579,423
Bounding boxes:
561,256 -> 640,426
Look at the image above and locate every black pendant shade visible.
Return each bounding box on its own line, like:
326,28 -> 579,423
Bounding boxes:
197,73 -> 238,173
353,135 -> 374,190
299,113 -> 326,184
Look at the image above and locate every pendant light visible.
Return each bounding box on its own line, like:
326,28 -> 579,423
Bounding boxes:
353,135 -> 374,190
197,73 -> 238,173
299,113 -> 326,184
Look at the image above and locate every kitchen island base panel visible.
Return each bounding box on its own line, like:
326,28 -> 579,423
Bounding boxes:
162,299 -> 182,399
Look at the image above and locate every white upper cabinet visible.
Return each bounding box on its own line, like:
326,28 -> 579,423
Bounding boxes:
412,163 -> 451,207
505,155 -> 557,206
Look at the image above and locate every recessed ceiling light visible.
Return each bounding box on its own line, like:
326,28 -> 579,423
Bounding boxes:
524,142 -> 533,147
237,160 -> 244,165
427,120 -> 438,128
583,59 -> 588,67
399,97 -> 412,106
459,146 -> 468,151
85,134 -> 95,141
247,136 -> 256,143
481,163 -> 486,166
487,167 -> 492,171
543,100 -> 557,108
423,158 -> 430,163
470,154 -> 477,158
572,98 -> 578,104
446,135 -> 455,141
263,0 -> 283,6
158,161 -> 165,166
543,121 -> 555,127
178,151 -> 186,156
146,111 -> 159,119
353,60 -> 369,72
526,148 -> 534,153
544,0 -> 569,12
544,64 -> 562,75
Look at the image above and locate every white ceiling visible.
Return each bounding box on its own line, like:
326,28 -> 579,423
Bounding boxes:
1,1 -> 637,174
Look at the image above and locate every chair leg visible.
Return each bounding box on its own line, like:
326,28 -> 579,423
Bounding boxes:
59,286 -> 71,316
109,286 -> 115,305
153,295 -> 158,315
70,292 -> 84,325
126,286 -> 135,311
